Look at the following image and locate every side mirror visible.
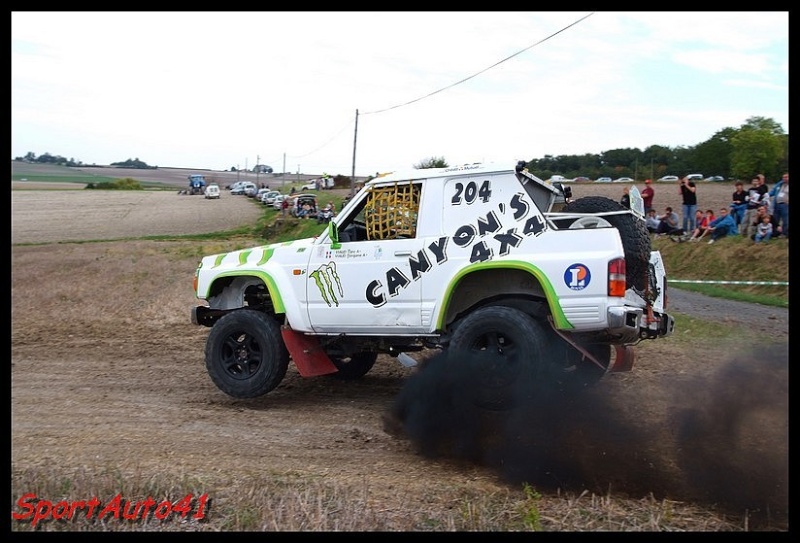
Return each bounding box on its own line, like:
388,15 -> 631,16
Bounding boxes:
328,221 -> 341,250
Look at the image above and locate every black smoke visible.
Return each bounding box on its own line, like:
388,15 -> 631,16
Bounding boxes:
384,345 -> 788,528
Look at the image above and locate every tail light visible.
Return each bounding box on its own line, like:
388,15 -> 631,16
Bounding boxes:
608,258 -> 626,297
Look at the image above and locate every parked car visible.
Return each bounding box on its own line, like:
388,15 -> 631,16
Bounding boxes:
704,175 -> 725,182
289,194 -> 318,218
300,181 -> 318,191
260,190 -> 282,205
686,174 -> 704,182
595,177 -> 612,183
613,177 -> 634,183
572,176 -> 591,183
271,194 -> 288,210
231,182 -> 257,195
657,175 -> 679,182
244,185 -> 260,198
204,184 -> 220,199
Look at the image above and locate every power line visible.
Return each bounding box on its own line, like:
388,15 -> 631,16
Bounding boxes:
362,12 -> 594,116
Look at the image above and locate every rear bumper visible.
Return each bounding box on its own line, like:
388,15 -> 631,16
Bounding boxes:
608,306 -> 675,341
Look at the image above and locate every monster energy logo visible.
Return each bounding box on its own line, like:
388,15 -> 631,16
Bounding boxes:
310,262 -> 343,306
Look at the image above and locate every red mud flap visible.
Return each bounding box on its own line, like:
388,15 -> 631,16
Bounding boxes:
608,345 -> 636,373
280,328 -> 339,377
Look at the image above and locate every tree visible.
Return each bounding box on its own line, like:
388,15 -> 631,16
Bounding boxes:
730,129 -> 784,181
413,156 -> 448,169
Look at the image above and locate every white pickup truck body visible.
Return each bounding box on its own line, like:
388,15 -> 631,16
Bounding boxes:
192,162 -> 674,399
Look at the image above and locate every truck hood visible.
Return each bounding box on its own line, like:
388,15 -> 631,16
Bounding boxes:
195,236 -> 318,299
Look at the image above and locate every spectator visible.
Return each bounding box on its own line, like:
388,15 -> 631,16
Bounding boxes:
620,186 -> 630,209
706,208 -> 737,244
679,176 -> 698,233
757,173 -> 769,194
645,209 -> 660,233
743,176 -> 769,238
730,181 -> 748,234
768,172 -> 788,238
281,197 -> 289,217
748,206 -> 780,241
655,206 -> 682,236
641,179 -> 655,212
298,202 -> 313,219
688,209 -> 714,242
754,213 -> 773,243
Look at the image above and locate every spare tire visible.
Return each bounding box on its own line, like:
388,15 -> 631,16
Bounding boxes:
561,196 -> 651,291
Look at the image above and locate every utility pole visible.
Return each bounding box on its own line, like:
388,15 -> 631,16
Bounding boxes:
350,109 -> 359,197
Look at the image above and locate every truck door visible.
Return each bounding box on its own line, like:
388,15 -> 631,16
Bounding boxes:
305,182 -> 427,334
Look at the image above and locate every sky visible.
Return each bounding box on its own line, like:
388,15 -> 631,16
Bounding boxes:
11,11 -> 789,178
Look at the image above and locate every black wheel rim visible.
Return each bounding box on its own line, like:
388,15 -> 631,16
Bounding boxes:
467,328 -> 522,387
220,331 -> 263,380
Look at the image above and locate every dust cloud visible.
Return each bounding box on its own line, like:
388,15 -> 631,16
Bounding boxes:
385,345 -> 788,526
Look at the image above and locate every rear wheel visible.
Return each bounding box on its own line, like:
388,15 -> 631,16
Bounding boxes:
204,310 -> 289,398
448,306 -> 548,410
327,352 -> 378,380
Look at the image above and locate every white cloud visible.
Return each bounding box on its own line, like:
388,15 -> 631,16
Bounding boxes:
11,11 -> 788,176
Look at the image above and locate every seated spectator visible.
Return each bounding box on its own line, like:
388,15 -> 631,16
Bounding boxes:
645,209 -> 660,233
706,208 -> 737,244
688,209 -> 715,241
298,202 -> 314,219
749,206 -> 780,240
754,213 -> 773,243
655,206 -> 682,236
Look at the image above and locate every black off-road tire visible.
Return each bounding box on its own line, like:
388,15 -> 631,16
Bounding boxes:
205,310 -> 289,399
448,305 -> 549,410
562,196 -> 651,291
327,352 -> 378,380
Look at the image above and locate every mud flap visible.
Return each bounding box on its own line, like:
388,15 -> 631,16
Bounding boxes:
608,345 -> 636,373
280,328 -> 339,377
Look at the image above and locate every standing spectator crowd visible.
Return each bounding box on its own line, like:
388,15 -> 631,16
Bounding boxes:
648,172 -> 788,244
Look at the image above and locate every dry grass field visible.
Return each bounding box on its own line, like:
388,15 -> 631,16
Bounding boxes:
10,176 -> 788,532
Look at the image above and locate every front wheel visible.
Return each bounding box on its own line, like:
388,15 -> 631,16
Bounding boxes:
204,310 -> 289,398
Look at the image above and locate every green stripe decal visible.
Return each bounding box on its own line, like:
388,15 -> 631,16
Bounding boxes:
256,247 -> 275,266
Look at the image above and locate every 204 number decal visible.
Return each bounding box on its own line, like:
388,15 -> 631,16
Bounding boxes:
451,179 -> 492,205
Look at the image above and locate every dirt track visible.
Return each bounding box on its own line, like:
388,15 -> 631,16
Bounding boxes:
10,188 -> 788,531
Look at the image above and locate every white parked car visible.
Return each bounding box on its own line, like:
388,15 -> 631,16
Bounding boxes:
204,184 -> 220,199
271,194 -> 287,210
232,182 -> 257,195
686,174 -> 704,182
657,175 -> 679,182
260,190 -> 282,205
613,177 -> 634,183
595,177 -> 612,183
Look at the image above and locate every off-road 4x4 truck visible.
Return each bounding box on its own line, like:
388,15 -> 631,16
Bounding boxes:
191,161 -> 674,400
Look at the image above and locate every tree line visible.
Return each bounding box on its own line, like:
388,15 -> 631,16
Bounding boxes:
14,116 -> 787,183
